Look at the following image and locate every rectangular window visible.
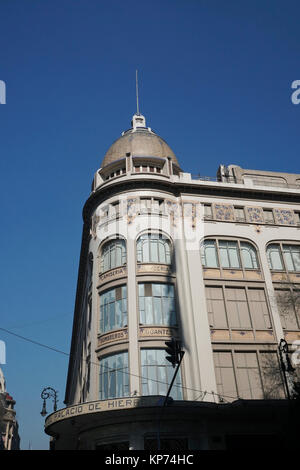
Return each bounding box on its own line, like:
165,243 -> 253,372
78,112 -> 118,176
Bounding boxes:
275,289 -> 300,330
139,283 -> 176,326
213,352 -> 238,401
140,198 -> 152,213
141,349 -> 182,399
153,198 -> 164,213
203,204 -> 212,219
247,288 -> 271,329
205,286 -> 228,328
260,352 -> 285,399
234,352 -> 263,399
100,286 -> 127,334
263,209 -> 274,224
201,240 -> 218,268
219,241 -> 241,269
99,352 -> 129,400
234,207 -> 245,222
214,351 -> 285,402
225,287 -> 251,329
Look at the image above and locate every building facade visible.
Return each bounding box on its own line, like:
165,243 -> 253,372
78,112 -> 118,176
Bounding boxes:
44,113 -> 300,450
0,368 -> 20,450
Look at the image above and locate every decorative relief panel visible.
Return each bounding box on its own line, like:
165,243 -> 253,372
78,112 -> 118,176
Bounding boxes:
273,209 -> 296,226
183,202 -> 197,229
212,203 -> 235,221
91,214 -> 100,238
245,206 -> 264,224
127,198 -> 138,224
165,200 -> 180,227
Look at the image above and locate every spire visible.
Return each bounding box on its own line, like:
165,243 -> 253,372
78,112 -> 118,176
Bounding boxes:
136,69 -> 140,116
131,70 -> 146,130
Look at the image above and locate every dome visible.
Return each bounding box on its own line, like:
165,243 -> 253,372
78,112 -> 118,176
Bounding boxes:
101,114 -> 181,169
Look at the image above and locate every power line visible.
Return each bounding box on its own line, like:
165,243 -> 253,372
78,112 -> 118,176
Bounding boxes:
0,327 -> 69,357
0,326 -> 256,403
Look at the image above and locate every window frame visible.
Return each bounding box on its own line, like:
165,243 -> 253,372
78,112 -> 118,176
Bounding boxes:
267,242 -> 300,273
205,283 -> 273,333
136,233 -> 172,265
100,238 -> 127,273
140,348 -> 183,400
99,285 -> 127,334
99,351 -> 129,400
138,282 -> 177,327
201,238 -> 260,272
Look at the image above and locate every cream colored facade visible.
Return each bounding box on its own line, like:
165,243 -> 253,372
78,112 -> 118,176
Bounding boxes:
44,114 -> 300,450
0,368 -> 20,450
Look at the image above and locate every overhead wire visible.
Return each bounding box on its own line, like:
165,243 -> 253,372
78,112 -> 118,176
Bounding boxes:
0,325 -> 254,403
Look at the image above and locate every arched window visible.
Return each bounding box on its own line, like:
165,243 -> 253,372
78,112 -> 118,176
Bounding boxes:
137,233 -> 171,264
267,243 -> 300,272
240,242 -> 259,269
201,239 -> 259,270
266,244 -> 284,270
100,239 -> 126,273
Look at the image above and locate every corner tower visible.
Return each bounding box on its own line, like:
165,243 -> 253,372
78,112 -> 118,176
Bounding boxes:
44,111 -> 296,450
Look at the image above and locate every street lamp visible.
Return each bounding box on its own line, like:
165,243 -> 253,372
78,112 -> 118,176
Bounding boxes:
278,339 -> 294,400
40,387 -> 58,417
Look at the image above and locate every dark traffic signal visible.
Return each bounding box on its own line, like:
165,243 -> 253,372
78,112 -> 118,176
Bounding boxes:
165,338 -> 182,368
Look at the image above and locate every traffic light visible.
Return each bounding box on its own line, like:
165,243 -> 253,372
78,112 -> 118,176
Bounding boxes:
165,338 -> 181,368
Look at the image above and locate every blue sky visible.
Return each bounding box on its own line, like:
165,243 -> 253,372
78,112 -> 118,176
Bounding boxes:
0,0 -> 299,449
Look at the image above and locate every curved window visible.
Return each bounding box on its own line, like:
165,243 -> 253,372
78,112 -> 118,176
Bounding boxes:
141,349 -> 182,399
99,351 -> 129,400
100,239 -> 126,273
240,242 -> 259,269
100,286 -> 127,334
138,283 -> 176,326
201,239 -> 259,270
267,243 -> 300,272
137,233 -> 171,264
266,244 -> 284,270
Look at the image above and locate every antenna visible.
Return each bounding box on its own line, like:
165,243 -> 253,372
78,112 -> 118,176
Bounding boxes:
136,69 -> 140,115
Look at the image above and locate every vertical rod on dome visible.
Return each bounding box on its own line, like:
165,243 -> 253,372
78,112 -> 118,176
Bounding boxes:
136,69 -> 140,116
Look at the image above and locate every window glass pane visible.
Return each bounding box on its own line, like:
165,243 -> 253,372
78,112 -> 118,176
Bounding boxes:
241,242 -> 258,269
226,241 -> 240,268
100,286 -> 127,333
137,234 -> 171,264
235,352 -> 263,399
292,248 -> 300,271
283,245 -> 300,272
202,240 -> 218,267
153,297 -> 162,324
267,244 -> 283,270
139,283 -> 176,326
141,349 -> 182,399
213,352 -> 238,401
205,287 -> 227,328
248,288 -> 271,329
218,241 -> 233,268
100,352 -> 129,400
150,240 -> 159,262
283,248 -> 294,271
101,240 -> 126,272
